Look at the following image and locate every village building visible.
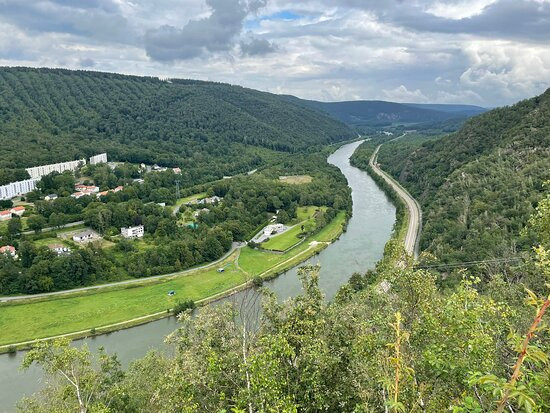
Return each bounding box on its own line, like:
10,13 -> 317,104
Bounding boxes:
48,244 -> 71,256
0,245 -> 17,258
75,185 -> 99,194
45,194 -> 58,201
10,206 -> 25,217
173,167 -> 182,174
0,210 -> 12,221
121,225 -> 144,238
263,223 -> 284,237
199,196 -> 222,205
72,229 -> 98,243
71,191 -> 87,199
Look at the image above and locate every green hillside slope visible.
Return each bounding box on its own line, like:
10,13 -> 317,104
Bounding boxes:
368,89 -> 550,269
281,95 -> 485,129
0,67 -> 354,185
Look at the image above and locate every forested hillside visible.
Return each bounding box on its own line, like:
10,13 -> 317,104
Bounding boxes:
359,89 -> 550,274
0,67 -> 354,186
282,96 -> 485,129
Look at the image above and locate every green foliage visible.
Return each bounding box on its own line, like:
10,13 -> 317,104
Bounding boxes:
367,90 -> 550,280
0,67 -> 353,187
172,299 -> 196,316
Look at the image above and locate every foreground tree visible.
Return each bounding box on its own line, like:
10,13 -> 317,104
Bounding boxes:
19,339 -> 123,413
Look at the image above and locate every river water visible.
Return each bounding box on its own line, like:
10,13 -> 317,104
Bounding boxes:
0,141 -> 396,412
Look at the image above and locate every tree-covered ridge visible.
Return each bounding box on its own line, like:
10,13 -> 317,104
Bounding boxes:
0,67 -> 354,185
359,90 -> 550,273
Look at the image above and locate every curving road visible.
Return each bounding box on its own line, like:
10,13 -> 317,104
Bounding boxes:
0,242 -> 244,303
369,144 -> 422,258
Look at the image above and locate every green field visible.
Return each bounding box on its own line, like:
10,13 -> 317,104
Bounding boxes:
261,224 -> 305,251
261,206 -> 324,251
0,210 -> 347,348
172,192 -> 207,211
0,254 -> 247,346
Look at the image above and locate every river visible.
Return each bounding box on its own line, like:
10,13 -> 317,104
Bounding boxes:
0,140 -> 396,412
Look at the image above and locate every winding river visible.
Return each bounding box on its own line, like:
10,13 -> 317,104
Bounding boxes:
0,141 -> 396,412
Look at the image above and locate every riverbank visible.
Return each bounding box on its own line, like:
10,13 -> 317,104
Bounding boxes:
0,211 -> 347,353
349,139 -> 421,263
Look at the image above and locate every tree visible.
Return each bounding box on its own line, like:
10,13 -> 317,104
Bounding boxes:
49,212 -> 68,229
7,216 -> 22,237
20,339 -> 123,413
27,215 -> 47,233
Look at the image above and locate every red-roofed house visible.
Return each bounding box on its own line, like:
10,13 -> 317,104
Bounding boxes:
0,210 -> 11,221
10,206 -> 25,216
0,245 -> 17,258
112,186 -> 124,192
75,185 -> 99,194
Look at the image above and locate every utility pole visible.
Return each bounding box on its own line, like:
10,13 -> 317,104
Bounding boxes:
175,180 -> 180,199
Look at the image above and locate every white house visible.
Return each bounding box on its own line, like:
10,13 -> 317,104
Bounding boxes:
263,223 -> 284,237
199,196 -> 222,205
121,225 -> 144,238
73,229 -> 98,243
45,194 -> 58,201
48,244 -> 71,255
0,210 -> 12,221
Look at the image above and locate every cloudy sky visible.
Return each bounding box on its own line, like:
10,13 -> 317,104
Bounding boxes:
0,0 -> 549,106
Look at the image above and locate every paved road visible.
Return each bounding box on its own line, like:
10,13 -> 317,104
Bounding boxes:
0,242 -> 245,302
0,220 -> 85,239
369,144 -> 422,258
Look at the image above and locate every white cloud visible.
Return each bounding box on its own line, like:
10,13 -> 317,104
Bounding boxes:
381,85 -> 430,103
427,0 -> 498,19
0,0 -> 548,106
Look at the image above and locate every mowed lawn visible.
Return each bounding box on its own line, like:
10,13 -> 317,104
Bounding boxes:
261,224 -> 304,251
241,211 -> 346,273
0,259 -> 247,346
262,206 -> 324,251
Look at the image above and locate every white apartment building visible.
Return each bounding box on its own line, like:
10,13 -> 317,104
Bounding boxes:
121,225 -> 144,238
0,178 -> 40,200
89,153 -> 108,165
26,159 -> 86,179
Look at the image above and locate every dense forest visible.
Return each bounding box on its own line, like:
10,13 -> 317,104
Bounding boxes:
0,67 -> 354,186
352,90 -> 550,283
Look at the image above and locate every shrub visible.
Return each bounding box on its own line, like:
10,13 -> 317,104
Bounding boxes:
173,300 -> 196,316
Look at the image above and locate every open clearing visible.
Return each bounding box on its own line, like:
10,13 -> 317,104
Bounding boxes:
0,211 -> 346,347
279,175 -> 313,184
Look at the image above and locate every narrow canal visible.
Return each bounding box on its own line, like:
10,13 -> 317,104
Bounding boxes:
0,140 -> 396,411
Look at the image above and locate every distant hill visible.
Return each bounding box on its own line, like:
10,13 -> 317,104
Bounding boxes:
403,103 -> 486,117
282,96 -> 486,129
374,89 -> 550,271
0,67 -> 354,185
